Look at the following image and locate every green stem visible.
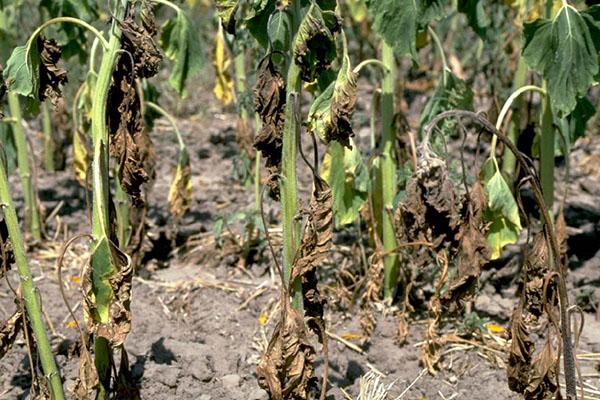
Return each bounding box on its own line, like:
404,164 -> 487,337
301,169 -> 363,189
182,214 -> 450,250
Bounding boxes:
353,59 -> 388,75
0,151 -> 65,400
7,91 -> 42,240
428,26 -> 449,83
281,63 -> 303,309
144,101 -> 185,149
90,2 -> 126,398
234,48 -> 249,122
26,17 -> 109,55
150,0 -> 182,13
540,89 -> 554,209
41,102 -> 55,172
501,56 -> 528,178
254,113 -> 262,212
381,43 -> 398,301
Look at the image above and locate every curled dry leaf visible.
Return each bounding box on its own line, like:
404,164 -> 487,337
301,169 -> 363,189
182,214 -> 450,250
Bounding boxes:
118,7 -> 162,79
84,238 -> 133,347
0,309 -> 23,360
525,339 -> 558,400
73,336 -> 99,400
107,56 -> 151,207
37,36 -> 67,103
293,4 -> 339,82
307,33 -> 357,148
213,27 -> 235,106
257,301 -> 317,400
168,148 -> 192,219
522,233 -> 551,318
254,56 -> 286,198
397,153 -> 461,250
441,181 -> 490,313
507,306 -> 534,394
292,176 -> 332,337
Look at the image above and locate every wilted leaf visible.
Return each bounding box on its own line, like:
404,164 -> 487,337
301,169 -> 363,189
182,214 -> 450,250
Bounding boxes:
0,309 -> 22,359
441,181 -> 490,313
293,3 -> 339,82
321,140 -> 368,226
160,10 -> 203,96
257,301 -> 317,400
37,36 -> 68,103
522,5 -> 600,115
212,26 -> 235,105
307,32 -> 357,147
73,128 -> 90,188
525,340 -> 558,399
118,7 -> 162,79
481,158 -> 522,259
3,43 -> 41,98
168,147 -> 192,219
86,238 -> 133,347
507,306 -> 534,394
254,56 -> 286,198
367,0 -> 445,57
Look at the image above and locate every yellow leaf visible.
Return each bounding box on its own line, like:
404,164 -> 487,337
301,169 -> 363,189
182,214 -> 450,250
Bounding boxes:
258,313 -> 268,326
212,25 -> 235,106
485,322 -> 506,334
168,148 -> 192,219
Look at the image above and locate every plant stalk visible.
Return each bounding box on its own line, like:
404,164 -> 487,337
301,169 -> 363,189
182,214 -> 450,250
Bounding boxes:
41,102 -> 55,172
89,2 -> 126,397
7,91 -> 42,240
380,43 -> 398,300
540,90 -> 554,209
0,152 -> 65,400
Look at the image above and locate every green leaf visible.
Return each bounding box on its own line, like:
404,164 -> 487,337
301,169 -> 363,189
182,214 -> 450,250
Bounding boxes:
268,10 -> 292,53
457,0 -> 490,38
419,68 -> 473,141
216,0 -> 239,34
246,0 -> 276,48
367,0 -> 446,57
480,158 -> 522,259
522,5 -> 600,115
321,140 -> 368,226
307,33 -> 357,147
3,44 -> 40,98
161,12 -> 204,97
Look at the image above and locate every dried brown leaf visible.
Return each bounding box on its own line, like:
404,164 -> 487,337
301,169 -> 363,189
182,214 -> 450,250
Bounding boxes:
508,306 -> 534,394
0,309 -> 22,359
0,216 -> 15,277
525,339 -> 558,400
37,36 -> 67,103
257,302 -> 317,400
118,7 -> 162,79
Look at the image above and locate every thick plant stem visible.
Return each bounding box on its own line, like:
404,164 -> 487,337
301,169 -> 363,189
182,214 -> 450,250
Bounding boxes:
234,49 -> 249,123
90,2 -> 125,398
501,56 -> 527,178
540,91 -> 554,209
281,63 -> 303,309
41,102 -> 55,172
0,156 -> 65,400
7,91 -> 42,240
380,43 -> 398,301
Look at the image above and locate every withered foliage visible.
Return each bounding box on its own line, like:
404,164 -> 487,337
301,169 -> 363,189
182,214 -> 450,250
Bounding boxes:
397,155 -> 462,249
441,181 -> 490,313
253,57 -> 286,198
73,337 -> 99,399
37,36 -> 67,103
293,7 -> 340,82
0,309 -> 23,360
326,70 -> 357,148
118,6 -> 162,79
257,301 -> 318,400
83,241 -> 133,347
292,176 -> 332,338
507,232 -> 559,399
107,5 -> 160,207
114,348 -> 141,400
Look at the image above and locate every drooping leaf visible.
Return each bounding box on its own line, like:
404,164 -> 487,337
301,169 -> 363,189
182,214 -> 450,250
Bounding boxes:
522,5 -> 600,115
480,158 -> 522,259
321,140 -> 368,226
457,0 -> 490,37
367,0 -> 446,57
160,11 -> 203,97
86,237 -> 133,347
118,8 -> 162,79
37,36 -> 68,103
0,309 -> 23,360
212,26 -> 235,105
168,147 -> 192,219
247,0 -> 277,48
268,10 -> 292,53
419,68 -> 473,140
307,32 -> 357,147
3,43 -> 41,98
293,3 -> 339,82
